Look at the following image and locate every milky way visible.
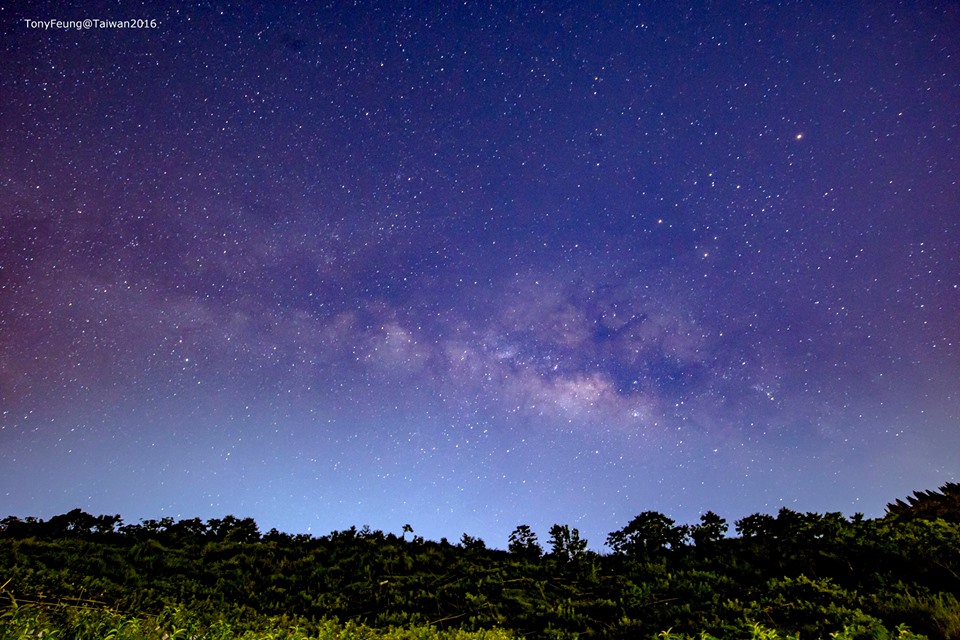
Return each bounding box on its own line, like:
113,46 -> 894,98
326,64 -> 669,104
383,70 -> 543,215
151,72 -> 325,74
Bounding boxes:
1,1 -> 958,547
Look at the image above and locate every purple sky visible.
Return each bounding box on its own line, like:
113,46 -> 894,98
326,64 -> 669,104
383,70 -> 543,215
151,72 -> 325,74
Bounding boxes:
1,0 -> 958,547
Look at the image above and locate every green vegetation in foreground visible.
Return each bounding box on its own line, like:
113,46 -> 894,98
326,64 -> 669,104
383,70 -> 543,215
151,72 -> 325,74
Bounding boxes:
1,483 -> 959,639
0,599 -> 927,640
0,597 -> 516,639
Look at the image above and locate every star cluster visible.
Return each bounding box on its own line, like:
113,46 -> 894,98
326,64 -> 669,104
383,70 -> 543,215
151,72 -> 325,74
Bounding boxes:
1,1 -> 958,546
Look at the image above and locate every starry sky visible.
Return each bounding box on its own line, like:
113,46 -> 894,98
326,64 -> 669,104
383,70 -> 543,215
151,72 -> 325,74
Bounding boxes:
1,1 -> 958,548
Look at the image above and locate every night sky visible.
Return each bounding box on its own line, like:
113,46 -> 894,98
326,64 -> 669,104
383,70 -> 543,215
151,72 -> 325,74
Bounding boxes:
2,1 -> 959,548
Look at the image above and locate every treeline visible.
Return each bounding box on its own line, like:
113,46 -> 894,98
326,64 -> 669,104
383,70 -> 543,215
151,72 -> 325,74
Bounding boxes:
1,484 -> 959,639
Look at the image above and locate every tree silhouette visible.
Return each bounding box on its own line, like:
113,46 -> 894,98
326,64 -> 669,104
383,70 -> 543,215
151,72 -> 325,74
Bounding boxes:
736,512 -> 776,539
606,511 -> 685,556
887,482 -> 960,523
689,511 -> 728,547
547,524 -> 587,561
508,524 -> 542,559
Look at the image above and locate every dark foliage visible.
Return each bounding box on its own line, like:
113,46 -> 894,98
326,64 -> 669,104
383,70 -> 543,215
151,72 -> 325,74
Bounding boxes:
887,482 -> 960,524
1,484 -> 958,639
